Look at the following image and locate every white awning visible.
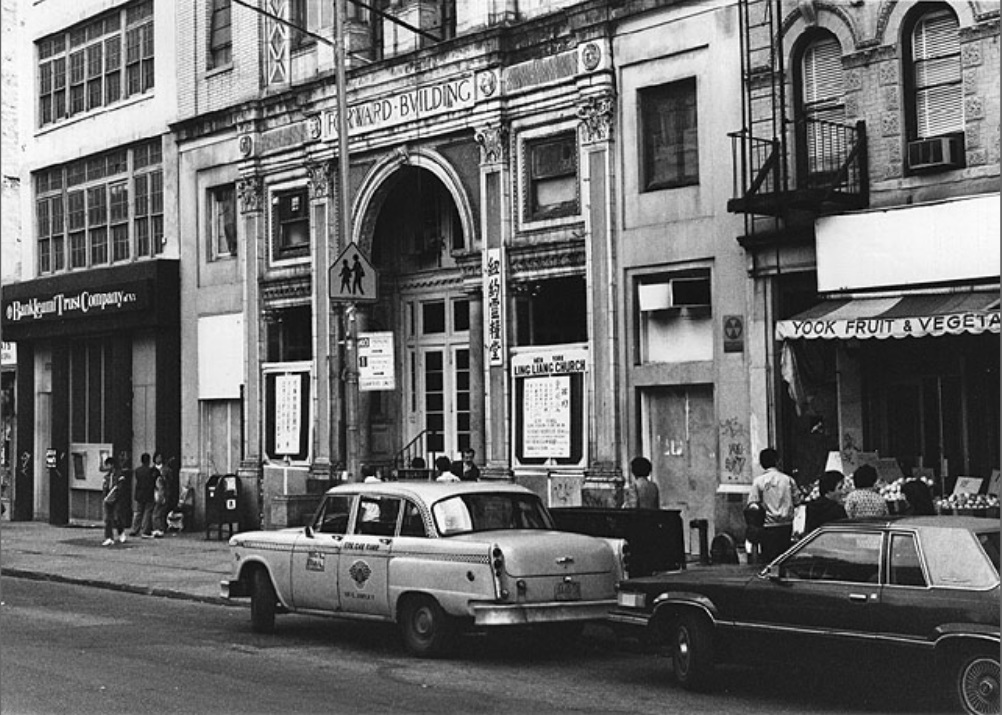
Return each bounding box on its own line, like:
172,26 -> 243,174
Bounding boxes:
776,292 -> 1000,340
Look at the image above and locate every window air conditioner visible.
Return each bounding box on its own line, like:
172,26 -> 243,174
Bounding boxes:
907,136 -> 963,172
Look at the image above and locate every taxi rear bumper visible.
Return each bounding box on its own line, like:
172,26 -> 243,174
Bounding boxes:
472,599 -> 615,626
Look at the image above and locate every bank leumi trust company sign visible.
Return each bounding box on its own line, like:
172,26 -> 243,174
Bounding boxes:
315,73 -> 476,141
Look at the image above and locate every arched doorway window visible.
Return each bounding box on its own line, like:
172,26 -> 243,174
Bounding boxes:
367,166 -> 470,465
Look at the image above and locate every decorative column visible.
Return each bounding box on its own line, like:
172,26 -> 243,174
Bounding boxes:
474,123 -> 511,480
306,160 -> 333,482
236,174 -> 265,526
577,92 -> 623,506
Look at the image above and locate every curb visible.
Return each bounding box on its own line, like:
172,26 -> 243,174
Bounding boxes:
0,567 -> 240,608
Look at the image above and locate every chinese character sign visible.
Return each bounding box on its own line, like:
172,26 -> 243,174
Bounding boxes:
484,247 -> 505,366
522,375 -> 571,459
274,373 -> 302,455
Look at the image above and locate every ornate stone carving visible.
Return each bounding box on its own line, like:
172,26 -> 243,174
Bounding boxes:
581,42 -> 602,71
238,134 -> 255,157
475,125 -> 509,165
237,176 -> 263,214
306,114 -> 322,141
306,161 -> 332,199
477,70 -> 498,98
577,94 -> 615,144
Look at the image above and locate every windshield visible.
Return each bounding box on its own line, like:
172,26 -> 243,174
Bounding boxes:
432,492 -> 554,536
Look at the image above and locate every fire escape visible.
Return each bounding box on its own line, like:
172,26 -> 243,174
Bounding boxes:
728,0 -> 869,238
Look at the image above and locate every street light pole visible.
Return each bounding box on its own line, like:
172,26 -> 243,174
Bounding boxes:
334,0 -> 360,483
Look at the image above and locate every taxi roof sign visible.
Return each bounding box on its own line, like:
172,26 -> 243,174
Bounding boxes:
330,243 -> 377,302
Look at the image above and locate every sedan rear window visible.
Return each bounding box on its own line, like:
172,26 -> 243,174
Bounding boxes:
432,493 -> 554,536
922,527 -> 1000,589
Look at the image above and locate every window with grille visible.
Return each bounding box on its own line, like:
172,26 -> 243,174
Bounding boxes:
36,0 -> 153,128
34,138 -> 162,275
208,0 -> 232,69
799,35 -> 846,179
910,8 -> 963,139
640,78 -> 699,191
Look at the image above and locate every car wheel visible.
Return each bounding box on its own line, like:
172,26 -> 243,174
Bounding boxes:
955,649 -> 1000,715
400,595 -> 454,658
250,568 -> 277,634
670,612 -> 715,691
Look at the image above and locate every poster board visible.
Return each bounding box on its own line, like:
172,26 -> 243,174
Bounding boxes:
987,470 -> 1000,496
952,477 -> 983,496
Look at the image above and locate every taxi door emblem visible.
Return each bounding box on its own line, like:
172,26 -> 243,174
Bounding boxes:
349,559 -> 372,587
306,551 -> 325,572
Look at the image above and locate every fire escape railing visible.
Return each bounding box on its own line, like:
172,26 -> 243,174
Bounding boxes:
728,117 -> 868,215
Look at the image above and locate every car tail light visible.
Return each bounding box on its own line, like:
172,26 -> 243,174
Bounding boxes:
617,590 -> 646,609
491,544 -> 508,599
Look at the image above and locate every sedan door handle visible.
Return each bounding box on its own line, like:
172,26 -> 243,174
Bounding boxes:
848,593 -> 870,603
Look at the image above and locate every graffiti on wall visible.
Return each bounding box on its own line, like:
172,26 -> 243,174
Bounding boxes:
720,417 -> 749,483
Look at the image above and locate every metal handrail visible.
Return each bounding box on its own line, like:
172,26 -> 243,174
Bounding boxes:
391,428 -> 439,473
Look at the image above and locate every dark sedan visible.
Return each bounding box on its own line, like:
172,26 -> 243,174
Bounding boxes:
609,516 -> 1000,715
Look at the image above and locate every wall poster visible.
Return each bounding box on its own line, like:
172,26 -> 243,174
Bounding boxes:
511,346 -> 587,468
274,373 -> 302,455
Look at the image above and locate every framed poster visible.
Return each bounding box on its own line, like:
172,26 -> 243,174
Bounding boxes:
264,368 -> 311,461
511,347 -> 587,468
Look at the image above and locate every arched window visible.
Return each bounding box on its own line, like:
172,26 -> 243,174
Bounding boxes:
909,8 -> 963,140
798,34 -> 845,182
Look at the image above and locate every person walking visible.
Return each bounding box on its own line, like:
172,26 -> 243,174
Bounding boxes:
100,457 -> 128,546
748,447 -> 802,562
804,470 -> 847,535
151,452 -> 169,537
623,456 -> 660,509
843,464 -> 889,518
130,453 -> 157,538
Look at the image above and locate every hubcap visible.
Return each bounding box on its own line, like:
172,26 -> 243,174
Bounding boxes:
962,658 -> 1000,715
414,608 -> 432,637
676,628 -> 691,673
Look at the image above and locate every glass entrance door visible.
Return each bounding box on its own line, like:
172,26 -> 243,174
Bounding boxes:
404,295 -> 471,462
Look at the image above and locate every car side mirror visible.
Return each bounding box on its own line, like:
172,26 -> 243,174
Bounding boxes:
761,564 -> 783,581
304,525 -> 315,538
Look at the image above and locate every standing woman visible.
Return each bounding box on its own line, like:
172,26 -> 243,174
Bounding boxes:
100,457 -> 127,546
151,452 -> 168,537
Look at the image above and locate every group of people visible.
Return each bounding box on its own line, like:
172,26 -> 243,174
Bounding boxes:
100,451 -> 182,546
746,447 -> 936,562
433,448 -> 481,482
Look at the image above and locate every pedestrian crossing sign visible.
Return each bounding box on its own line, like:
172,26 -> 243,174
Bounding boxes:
330,243 -> 377,302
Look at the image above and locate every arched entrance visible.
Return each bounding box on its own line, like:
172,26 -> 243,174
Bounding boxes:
355,158 -> 478,471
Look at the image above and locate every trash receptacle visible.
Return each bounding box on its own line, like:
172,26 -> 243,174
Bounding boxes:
205,474 -> 240,540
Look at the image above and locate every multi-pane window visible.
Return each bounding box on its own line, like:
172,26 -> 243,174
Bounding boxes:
209,184 -> 237,260
525,132 -> 578,221
34,138 -> 162,275
910,8 -> 963,139
800,36 -> 846,177
640,78 -> 699,190
272,188 -> 310,261
37,0 -> 153,128
208,0 -> 232,69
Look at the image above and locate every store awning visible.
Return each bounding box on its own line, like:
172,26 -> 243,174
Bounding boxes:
776,292 -> 1000,340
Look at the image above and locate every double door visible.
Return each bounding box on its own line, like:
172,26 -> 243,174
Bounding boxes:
403,294 -> 471,460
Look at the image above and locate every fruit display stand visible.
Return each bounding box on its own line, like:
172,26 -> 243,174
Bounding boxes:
935,492 -> 1001,518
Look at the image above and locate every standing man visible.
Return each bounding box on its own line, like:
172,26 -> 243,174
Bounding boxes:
460,448 -> 480,481
624,456 -> 660,510
748,448 -> 802,562
804,470 -> 847,535
130,453 -> 156,538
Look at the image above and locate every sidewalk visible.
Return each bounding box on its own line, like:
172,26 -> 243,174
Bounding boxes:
0,520 -> 236,605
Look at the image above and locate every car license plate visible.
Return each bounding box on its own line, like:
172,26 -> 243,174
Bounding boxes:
554,580 -> 581,601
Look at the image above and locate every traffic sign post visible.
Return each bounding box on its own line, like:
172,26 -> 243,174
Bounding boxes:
330,243 -> 377,302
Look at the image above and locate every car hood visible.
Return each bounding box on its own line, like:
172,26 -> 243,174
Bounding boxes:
448,529 -> 615,577
229,527 -> 302,547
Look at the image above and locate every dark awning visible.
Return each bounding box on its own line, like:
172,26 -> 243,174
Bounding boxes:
776,291 -> 1000,340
